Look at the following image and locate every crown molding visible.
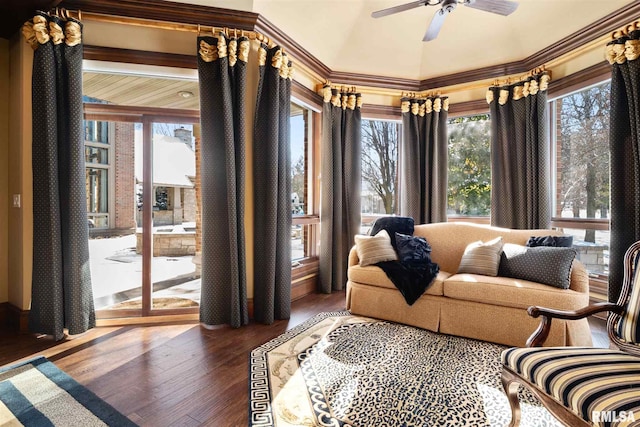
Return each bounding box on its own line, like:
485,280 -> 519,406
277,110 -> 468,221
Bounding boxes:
448,99 -> 489,117
60,0 -> 258,30
1,0 -> 61,40
419,60 -> 524,92
255,15 -> 331,79
61,0 -> 635,93
291,80 -> 323,110
523,2 -> 640,70
548,61 -> 611,99
329,71 -> 420,92
361,104 -> 402,121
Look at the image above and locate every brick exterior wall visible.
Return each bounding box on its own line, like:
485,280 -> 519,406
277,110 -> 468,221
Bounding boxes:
114,122 -> 136,230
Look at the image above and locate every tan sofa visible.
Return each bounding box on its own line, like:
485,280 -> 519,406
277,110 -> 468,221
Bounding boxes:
346,222 -> 593,347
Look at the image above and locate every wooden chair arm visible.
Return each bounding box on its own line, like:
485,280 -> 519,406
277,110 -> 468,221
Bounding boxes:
526,302 -> 624,347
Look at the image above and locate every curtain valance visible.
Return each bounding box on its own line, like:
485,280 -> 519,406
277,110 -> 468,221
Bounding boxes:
22,13 -> 82,50
400,96 -> 449,116
485,73 -> 550,106
606,32 -> 640,65
323,86 -> 363,110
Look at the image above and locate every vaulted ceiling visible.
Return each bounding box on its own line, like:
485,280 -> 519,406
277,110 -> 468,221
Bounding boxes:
168,0 -> 633,81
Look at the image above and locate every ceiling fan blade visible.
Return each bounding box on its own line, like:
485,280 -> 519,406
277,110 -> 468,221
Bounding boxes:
464,0 -> 519,16
371,0 -> 428,18
423,8 -> 448,42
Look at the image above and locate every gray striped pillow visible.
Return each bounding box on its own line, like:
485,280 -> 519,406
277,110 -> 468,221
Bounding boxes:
457,236 -> 504,276
355,230 -> 398,267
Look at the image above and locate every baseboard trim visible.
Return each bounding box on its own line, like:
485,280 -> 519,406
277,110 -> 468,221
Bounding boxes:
6,304 -> 29,333
0,302 -> 8,329
292,276 -> 317,301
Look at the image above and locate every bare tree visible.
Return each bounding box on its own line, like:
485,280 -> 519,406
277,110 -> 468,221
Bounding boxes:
153,123 -> 179,136
559,83 -> 610,242
361,120 -> 398,214
291,155 -> 305,214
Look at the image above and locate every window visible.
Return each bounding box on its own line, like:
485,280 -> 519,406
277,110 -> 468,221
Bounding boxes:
291,106 -> 307,217
290,102 -> 315,261
360,119 -> 400,233
84,120 -> 111,228
447,114 -> 491,217
550,81 -> 611,278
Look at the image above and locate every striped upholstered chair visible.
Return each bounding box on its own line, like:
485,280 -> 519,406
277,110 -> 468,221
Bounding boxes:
501,240 -> 640,427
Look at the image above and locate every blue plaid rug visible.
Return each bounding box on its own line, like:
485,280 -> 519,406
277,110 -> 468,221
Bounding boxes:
0,356 -> 136,426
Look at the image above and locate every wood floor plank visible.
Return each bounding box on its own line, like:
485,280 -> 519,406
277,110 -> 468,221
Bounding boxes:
0,291 -> 609,426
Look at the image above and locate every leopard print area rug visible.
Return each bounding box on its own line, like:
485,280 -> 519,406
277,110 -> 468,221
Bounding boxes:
249,311 -> 560,427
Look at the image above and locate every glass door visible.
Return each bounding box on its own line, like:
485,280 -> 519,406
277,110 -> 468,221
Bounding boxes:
150,122 -> 200,311
86,119 -> 144,312
83,65 -> 201,317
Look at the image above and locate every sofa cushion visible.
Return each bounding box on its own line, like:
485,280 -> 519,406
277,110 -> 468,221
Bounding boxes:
413,223 -> 569,275
354,230 -> 397,266
457,237 -> 504,276
499,243 -> 576,289
443,274 -> 588,310
348,266 -> 448,296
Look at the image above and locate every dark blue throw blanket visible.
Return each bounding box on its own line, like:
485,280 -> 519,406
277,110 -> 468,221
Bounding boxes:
369,217 -> 440,305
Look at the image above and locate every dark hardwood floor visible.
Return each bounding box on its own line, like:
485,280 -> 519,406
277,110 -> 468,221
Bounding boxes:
0,292 -> 610,426
0,291 -> 347,426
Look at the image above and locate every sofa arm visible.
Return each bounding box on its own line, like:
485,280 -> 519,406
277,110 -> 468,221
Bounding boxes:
525,302 -> 624,347
569,259 -> 589,294
348,245 -> 360,267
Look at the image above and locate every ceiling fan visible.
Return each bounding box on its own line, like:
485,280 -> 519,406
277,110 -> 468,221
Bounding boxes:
371,0 -> 519,42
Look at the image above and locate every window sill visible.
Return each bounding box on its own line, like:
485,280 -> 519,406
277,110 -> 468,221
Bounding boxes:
447,216 -> 490,224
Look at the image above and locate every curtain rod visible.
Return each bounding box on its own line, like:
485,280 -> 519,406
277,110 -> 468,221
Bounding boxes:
400,91 -> 443,99
56,8 -> 278,48
490,66 -> 551,88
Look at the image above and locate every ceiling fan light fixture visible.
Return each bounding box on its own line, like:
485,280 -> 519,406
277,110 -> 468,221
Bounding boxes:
441,0 -> 457,13
372,0 -> 519,41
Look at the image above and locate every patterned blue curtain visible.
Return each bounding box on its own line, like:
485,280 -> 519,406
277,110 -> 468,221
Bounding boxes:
253,45 -> 292,323
400,97 -> 449,224
22,12 -> 95,340
488,73 -> 551,229
197,33 -> 249,327
607,32 -> 640,303
319,87 -> 362,293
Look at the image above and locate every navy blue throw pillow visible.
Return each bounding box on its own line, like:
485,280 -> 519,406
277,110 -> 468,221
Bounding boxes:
395,232 -> 432,267
370,217 -> 415,250
526,235 -> 573,248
